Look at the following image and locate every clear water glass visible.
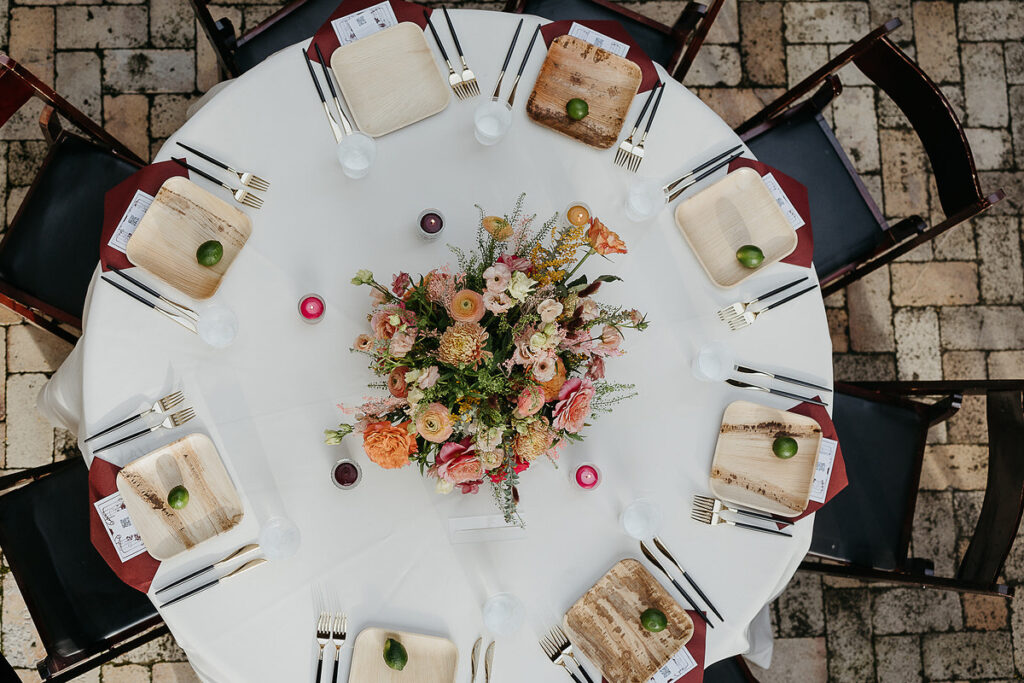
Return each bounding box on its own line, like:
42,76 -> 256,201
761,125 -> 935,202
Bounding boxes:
197,304 -> 238,349
621,499 -> 662,540
482,592 -> 525,636
691,342 -> 734,383
625,179 -> 666,222
474,98 -> 513,145
337,132 -> 376,179
259,516 -> 301,560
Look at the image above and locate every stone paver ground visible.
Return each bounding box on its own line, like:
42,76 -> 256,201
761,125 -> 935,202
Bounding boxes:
0,0 -> 1022,680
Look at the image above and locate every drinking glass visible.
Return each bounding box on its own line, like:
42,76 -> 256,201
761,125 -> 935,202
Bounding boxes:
625,179 -> 665,222
337,132 -> 376,179
259,516 -> 301,560
474,99 -> 513,145
691,342 -> 734,383
482,592 -> 525,636
197,304 -> 238,349
620,499 -> 662,540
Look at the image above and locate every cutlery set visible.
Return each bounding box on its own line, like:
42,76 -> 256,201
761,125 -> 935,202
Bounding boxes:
640,538 -> 722,627
470,637 -> 495,682
500,24 -> 541,107
156,544 -> 266,608
691,495 -> 794,537
314,610 -> 348,683
172,149 -> 267,211
664,146 -> 745,202
717,275 -> 819,331
540,625 -> 592,683
304,46 -> 360,143
101,267 -> 199,334
614,82 -> 664,172
425,8 -> 480,99
86,388 -> 196,454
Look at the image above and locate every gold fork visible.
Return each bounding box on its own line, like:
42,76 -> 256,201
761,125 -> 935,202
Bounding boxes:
614,83 -> 660,169
331,613 -> 347,683
544,627 -> 593,683
539,631 -> 583,682
175,142 -> 269,191
424,11 -> 468,100
92,407 -> 196,454
315,611 -> 332,683
690,500 -> 792,537
442,8 -> 479,98
84,390 -> 185,444
171,158 -> 263,209
626,83 -> 664,172
716,276 -> 808,325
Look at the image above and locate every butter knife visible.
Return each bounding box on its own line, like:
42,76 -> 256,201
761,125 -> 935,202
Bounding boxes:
155,543 -> 260,596
639,542 -> 713,628
484,641 -> 495,682
652,537 -> 723,622
159,558 -> 267,608
725,378 -> 828,407
471,637 -> 482,681
734,365 -> 831,394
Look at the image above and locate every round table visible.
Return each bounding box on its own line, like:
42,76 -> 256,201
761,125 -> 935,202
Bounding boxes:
77,10 -> 832,682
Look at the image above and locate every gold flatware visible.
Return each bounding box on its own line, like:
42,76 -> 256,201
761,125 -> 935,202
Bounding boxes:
507,25 -> 541,107
84,389 -> 185,444
154,543 -> 259,596
471,637 -> 482,681
492,18 -> 523,98
331,612 -> 347,683
160,558 -> 267,608
624,83 -> 663,172
92,407 -> 196,454
175,142 -> 269,191
170,157 -> 263,209
442,8 -> 479,97
690,499 -> 793,537
652,536 -> 724,622
716,276 -> 808,324
484,641 -> 495,683
424,11 -> 469,99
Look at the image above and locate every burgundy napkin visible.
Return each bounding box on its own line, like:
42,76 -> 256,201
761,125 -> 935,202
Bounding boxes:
88,457 -> 161,593
727,158 -> 812,268
0,69 -> 35,128
785,399 -> 848,523
100,160 -> 188,271
308,0 -> 431,62
540,20 -> 659,93
601,609 -> 707,683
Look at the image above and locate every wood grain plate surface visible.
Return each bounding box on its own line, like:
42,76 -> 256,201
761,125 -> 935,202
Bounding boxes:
348,627 -> 457,683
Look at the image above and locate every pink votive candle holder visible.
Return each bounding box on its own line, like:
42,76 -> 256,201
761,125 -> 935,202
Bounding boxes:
574,463 -> 602,490
299,294 -> 325,324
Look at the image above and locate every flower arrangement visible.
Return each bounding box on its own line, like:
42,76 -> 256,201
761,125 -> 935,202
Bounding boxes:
326,195 -> 648,522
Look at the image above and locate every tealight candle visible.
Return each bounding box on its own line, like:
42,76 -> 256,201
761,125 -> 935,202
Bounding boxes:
332,459 -> 362,490
574,463 -> 602,490
299,294 -> 325,324
565,202 -> 591,228
417,209 -> 445,239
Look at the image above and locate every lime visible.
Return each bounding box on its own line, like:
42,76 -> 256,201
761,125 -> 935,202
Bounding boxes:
383,638 -> 408,671
640,608 -> 668,632
566,98 -> 589,121
772,436 -> 798,459
167,485 -> 189,510
736,244 -> 764,269
196,240 -> 223,267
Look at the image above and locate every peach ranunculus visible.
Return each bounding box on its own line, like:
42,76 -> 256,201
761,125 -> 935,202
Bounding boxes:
436,440 -> 484,484
552,377 -> 595,434
532,353 -> 557,382
370,304 -> 413,339
482,263 -> 512,292
416,402 -> 454,443
514,385 -> 545,418
387,367 -> 409,398
539,356 -> 567,401
482,216 -> 513,240
450,289 -> 486,323
362,420 -> 417,469
586,218 -> 627,256
354,333 -> 373,352
389,327 -> 416,357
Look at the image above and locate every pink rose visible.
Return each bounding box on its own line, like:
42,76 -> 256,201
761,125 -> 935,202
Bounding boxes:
482,263 -> 512,292
552,377 -> 595,434
437,440 -> 484,485
389,328 -> 416,357
514,385 -> 545,418
370,305 -> 412,339
532,354 -> 557,382
418,365 -> 440,389
497,253 -> 532,272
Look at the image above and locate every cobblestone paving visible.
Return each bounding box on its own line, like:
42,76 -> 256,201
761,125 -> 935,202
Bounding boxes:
0,0 -> 1021,680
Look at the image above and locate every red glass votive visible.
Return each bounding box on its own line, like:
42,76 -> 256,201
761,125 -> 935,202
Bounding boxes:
574,463 -> 602,490
299,294 -> 325,324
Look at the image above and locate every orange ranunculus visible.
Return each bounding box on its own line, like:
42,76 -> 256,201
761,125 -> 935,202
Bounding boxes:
539,356 -> 567,401
450,289 -> 486,323
362,420 -> 417,469
586,218 -> 627,255
416,402 -> 454,443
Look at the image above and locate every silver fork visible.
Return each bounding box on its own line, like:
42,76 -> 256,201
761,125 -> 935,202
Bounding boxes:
315,611 -> 332,683
626,83 -> 664,172
539,632 -> 583,683
84,390 -> 185,444
546,627 -> 593,683
692,495 -> 794,527
726,285 -> 818,331
424,11 -> 468,100
716,276 -> 808,324
614,83 -> 659,169
92,407 -> 196,454
175,143 -> 269,192
690,500 -> 793,537
330,612 -> 346,683
442,8 -> 479,98
171,158 -> 263,210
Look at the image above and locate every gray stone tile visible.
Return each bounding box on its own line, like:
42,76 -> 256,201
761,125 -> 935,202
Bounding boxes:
749,637 -> 828,682
962,43 -> 1009,128
783,3 -> 871,44
894,307 -> 942,380
103,49 -> 195,93
922,632 -> 1013,679
825,588 -> 876,682
911,491 -> 957,576
874,634 -> 922,683
939,306 -> 1024,351
872,587 -> 963,634
777,572 -> 825,637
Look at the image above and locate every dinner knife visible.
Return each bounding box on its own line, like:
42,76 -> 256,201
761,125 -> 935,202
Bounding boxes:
734,365 -> 831,394
492,18 -> 524,98
301,47 -> 342,142
667,151 -> 744,202
639,542 -> 713,628
155,543 -> 261,596
471,637 -> 482,681
664,144 -> 744,193
725,378 -> 828,407
507,25 -> 541,107
160,558 -> 267,608
484,641 -> 495,683
652,537 -> 724,622
313,43 -> 353,135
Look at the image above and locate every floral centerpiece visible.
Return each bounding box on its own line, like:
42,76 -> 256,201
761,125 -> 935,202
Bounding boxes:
325,195 -> 648,522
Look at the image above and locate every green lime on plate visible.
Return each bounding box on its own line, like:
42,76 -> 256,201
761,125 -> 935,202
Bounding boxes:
772,436 -> 798,459
383,638 -> 408,671
167,485 -> 189,510
640,608 -> 668,632
736,244 -> 764,269
196,240 -> 223,267
566,98 -> 589,121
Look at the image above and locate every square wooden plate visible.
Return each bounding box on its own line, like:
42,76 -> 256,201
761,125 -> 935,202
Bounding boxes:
349,627 -> 458,683
709,400 -> 823,517
674,167 -> 798,289
126,176 -> 252,300
331,22 -> 450,137
116,433 -> 244,561
564,559 -> 694,683
526,34 -> 642,149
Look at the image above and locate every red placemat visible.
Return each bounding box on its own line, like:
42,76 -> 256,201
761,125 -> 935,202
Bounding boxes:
728,158 -> 812,268
100,160 -> 188,271
600,609 -> 707,683
786,399 -> 848,523
308,0 -> 431,63
88,457 -> 161,593
540,20 -> 659,93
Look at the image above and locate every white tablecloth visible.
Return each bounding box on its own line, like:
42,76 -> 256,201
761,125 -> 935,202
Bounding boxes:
64,10 -> 832,682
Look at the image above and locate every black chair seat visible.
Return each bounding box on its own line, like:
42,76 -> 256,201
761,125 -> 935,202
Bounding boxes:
234,0 -> 340,73
705,656 -> 755,682
744,112 -> 887,281
0,459 -> 158,664
0,135 -> 137,321
810,391 -> 927,570
516,0 -> 676,66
